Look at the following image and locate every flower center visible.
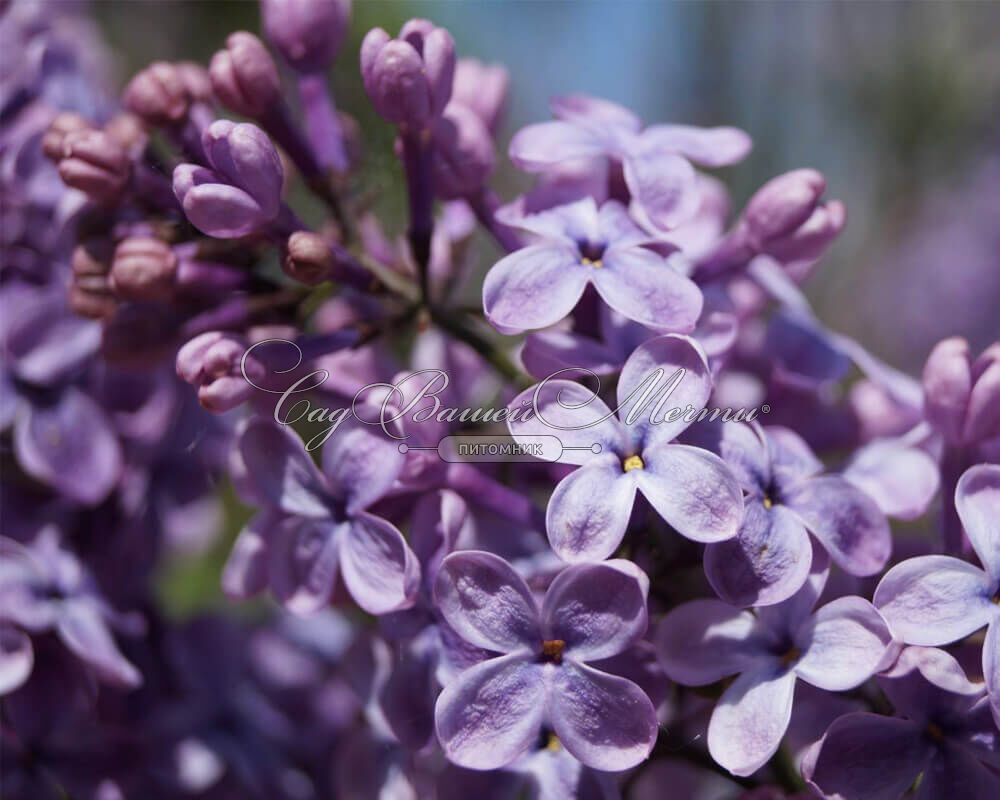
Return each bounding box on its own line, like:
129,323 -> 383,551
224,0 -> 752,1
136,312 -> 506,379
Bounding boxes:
763,495 -> 773,509
925,723 -> 945,741
540,639 -> 566,664
546,732 -> 561,752
578,240 -> 606,267
780,646 -> 800,667
623,454 -> 644,472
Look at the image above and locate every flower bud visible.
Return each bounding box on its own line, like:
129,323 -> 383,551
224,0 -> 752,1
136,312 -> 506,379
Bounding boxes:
261,0 -> 350,73
923,338 -> 1000,445
744,169 -> 825,245
70,238 -> 116,318
176,331 -> 265,413
452,58 -> 509,133
431,103 -> 494,199
209,32 -> 282,118
285,230 -> 374,288
361,19 -> 455,126
763,199 -> 846,264
104,112 -> 148,154
57,129 -> 131,205
42,112 -> 93,162
173,120 -> 283,238
123,61 -> 213,128
110,237 -> 178,301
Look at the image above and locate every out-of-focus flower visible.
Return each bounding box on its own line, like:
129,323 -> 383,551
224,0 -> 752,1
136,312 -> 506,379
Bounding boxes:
510,94 -> 751,232
923,338 -> 1000,448
658,556 -> 892,776
509,334 -> 743,561
208,31 -> 282,119
173,119 -> 284,237
434,551 -> 657,770
361,19 -> 455,127
451,58 -> 509,134
122,61 -> 212,128
55,128 -> 130,204
804,647 -> 1000,799
484,197 -> 703,334
0,531 -> 143,690
261,0 -> 351,74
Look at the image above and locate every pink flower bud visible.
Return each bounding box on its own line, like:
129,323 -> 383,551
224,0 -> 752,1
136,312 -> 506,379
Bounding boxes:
57,129 -> 131,205
110,237 -> 178,301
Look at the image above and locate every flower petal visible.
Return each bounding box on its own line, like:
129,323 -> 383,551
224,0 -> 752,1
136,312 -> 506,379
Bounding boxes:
617,334 -> 712,449
268,517 -> 344,614
707,664 -> 796,777
956,463 -> 1000,583
321,409 -> 406,514
804,712 -> 931,800
239,418 -> 331,518
340,512 -> 420,615
182,182 -> 268,238
550,661 -> 658,771
983,619 -> 1000,730
545,460 -> 637,562
509,121 -> 613,171
843,440 -> 940,521
14,388 -> 122,507
637,443 -> 743,543
623,149 -> 699,232
703,502 -> 813,607
592,247 -> 703,333
639,124 -> 752,167
520,329 -> 623,380
794,596 -> 892,690
917,742 -> 1000,800
782,475 -> 891,576
541,560 -> 649,661
656,599 -> 769,685
221,509 -> 277,599
550,95 -> 642,133
56,601 -> 141,689
0,624 -> 33,695
509,379 -> 626,465
483,243 -> 589,333
434,550 -> 540,653
434,653 -> 545,769
873,555 -> 997,645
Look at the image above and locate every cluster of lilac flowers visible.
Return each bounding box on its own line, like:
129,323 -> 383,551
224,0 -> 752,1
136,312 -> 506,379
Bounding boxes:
2,1 -> 998,798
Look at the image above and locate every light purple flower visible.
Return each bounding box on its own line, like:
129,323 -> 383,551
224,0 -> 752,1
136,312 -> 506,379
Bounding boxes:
433,551 -> 657,771
509,94 -> 751,232
451,58 -> 509,134
804,646 -> 1000,800
227,417 -> 420,615
261,0 -> 351,74
483,197 -> 703,335
657,556 -> 893,776
922,338 -> 1000,448
699,422 -> 893,607
0,531 -> 143,690
509,334 -> 743,562
172,120 -> 284,238
874,463 -> 1000,727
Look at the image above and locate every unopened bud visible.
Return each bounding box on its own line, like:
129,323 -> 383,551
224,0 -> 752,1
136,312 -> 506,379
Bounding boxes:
42,112 -> 93,162
57,130 -> 131,205
69,238 -> 116,318
209,32 -> 281,118
110,237 -> 178,301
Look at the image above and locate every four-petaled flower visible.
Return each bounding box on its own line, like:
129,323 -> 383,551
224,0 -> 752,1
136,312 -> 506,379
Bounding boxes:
434,551 -> 657,771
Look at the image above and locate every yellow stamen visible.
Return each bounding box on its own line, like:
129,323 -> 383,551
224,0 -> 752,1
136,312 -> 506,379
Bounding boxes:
623,454 -> 644,472
781,647 -> 800,667
580,257 -> 603,268
762,495 -> 773,509
546,733 -> 561,752
541,639 -> 566,664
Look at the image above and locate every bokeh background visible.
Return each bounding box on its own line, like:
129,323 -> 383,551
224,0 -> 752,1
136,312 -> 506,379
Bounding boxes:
85,0 -> 1000,610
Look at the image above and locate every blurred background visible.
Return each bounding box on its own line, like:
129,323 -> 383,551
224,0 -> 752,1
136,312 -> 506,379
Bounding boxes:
92,0 -> 1000,373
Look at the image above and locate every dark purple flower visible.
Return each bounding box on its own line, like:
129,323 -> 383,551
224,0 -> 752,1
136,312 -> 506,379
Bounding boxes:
509,94 -> 750,232
0,531 -> 142,690
804,646 -> 1000,800
173,119 -> 284,238
510,334 -> 743,562
227,417 -> 420,615
434,551 -> 657,771
657,556 -> 893,776
697,422 -> 893,607
874,463 -> 1000,728
483,198 -> 703,334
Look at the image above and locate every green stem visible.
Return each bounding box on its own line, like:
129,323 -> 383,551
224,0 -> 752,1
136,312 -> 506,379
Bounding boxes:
429,308 -> 531,389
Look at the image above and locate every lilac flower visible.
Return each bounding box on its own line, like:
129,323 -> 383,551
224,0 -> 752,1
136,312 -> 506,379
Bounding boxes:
176,330 -> 267,412
874,463 -> 1000,727
695,421 -> 892,607
0,531 -> 142,690
804,646 -> 1000,800
451,58 -> 509,134
260,0 -> 351,75
483,197 -> 703,334
227,417 -> 420,615
509,334 -> 743,562
434,551 -> 657,771
657,556 -> 893,776
922,338 -> 1000,449
509,94 -> 751,232
173,120 -> 284,238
